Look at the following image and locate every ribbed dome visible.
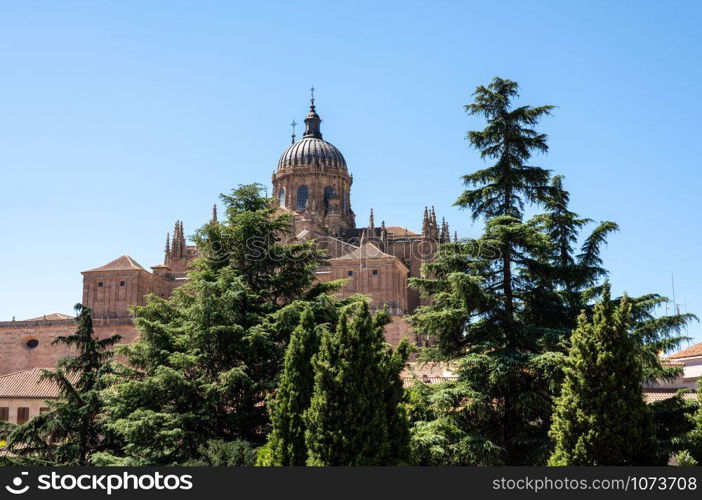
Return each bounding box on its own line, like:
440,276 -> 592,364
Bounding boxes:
278,137 -> 347,171
277,96 -> 347,171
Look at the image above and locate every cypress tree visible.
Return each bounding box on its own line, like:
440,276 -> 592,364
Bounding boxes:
548,285 -> 657,465
304,302 -> 410,466
266,307 -> 321,465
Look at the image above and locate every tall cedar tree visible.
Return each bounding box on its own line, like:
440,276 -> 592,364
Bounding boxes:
411,77 -> 558,465
304,302 -> 410,465
266,307 -> 321,465
98,184 -> 329,465
548,285 -> 657,465
4,304 -> 122,465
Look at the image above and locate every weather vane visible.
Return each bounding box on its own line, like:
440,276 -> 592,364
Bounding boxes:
310,85 -> 315,106
290,119 -> 297,143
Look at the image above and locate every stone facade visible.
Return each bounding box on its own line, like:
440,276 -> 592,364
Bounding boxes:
0,96 -> 452,375
0,318 -> 138,376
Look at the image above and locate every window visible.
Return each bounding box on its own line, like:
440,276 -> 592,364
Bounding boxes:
323,186 -> 335,210
39,407 -> 50,414
347,270 -> 354,276
98,282 -> 103,287
0,407 -> 8,422
120,281 -> 125,287
278,188 -> 286,208
26,339 -> 39,349
296,185 -> 308,210
17,407 -> 30,425
372,269 -> 378,276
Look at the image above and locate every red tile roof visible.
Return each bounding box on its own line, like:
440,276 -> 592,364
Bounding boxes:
333,242 -> 394,261
668,342 -> 702,360
0,368 -> 63,399
643,388 -> 698,404
385,226 -> 418,236
402,375 -> 459,387
83,255 -> 147,273
23,313 -> 73,321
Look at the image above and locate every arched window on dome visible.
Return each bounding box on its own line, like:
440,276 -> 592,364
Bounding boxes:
278,188 -> 286,208
323,186 -> 335,212
296,185 -> 308,210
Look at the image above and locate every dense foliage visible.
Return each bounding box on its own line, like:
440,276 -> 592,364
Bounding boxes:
408,77 -> 694,466
95,184 -> 330,465
548,286 -> 657,465
304,302 -> 410,465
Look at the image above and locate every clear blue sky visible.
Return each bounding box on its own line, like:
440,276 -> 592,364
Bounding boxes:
1,1 -> 700,347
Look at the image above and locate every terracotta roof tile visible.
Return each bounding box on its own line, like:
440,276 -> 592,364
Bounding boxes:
402,375 -> 459,387
24,313 -> 73,321
83,255 -> 146,273
668,342 -> 702,359
643,388 -> 698,404
332,242 -> 394,261
385,226 -> 418,236
0,368 -> 64,399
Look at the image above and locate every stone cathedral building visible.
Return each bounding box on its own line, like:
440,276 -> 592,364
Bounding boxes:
0,96 -> 454,389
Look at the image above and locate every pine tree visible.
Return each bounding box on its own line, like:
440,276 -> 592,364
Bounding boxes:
548,285 -> 657,465
410,78 -> 559,465
266,307 -> 321,465
98,184 -> 330,465
4,304 -> 122,465
304,302 -> 410,466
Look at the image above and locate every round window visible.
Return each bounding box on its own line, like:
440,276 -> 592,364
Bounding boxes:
26,339 -> 39,349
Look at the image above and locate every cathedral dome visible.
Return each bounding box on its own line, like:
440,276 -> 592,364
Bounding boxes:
278,137 -> 347,171
277,97 -> 347,172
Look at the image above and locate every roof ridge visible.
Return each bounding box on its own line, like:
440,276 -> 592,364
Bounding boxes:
83,254 -> 147,273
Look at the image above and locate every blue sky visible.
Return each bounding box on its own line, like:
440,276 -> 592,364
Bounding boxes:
1,1 -> 700,347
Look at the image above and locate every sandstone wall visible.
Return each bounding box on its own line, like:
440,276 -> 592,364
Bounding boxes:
0,319 -> 138,375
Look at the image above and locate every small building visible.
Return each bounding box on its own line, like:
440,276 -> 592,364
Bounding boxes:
0,368 -> 61,424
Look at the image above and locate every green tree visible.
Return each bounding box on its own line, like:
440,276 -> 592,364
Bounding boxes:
411,77 -> 560,465
526,175 -> 618,331
185,439 -> 258,466
649,391 -> 697,465
4,304 -> 122,465
456,76 -> 554,322
265,307 -> 321,465
548,285 -> 657,465
99,184 -> 329,465
678,380 -> 702,464
304,302 -> 410,465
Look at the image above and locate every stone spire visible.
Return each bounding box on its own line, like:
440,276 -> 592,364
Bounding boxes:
171,221 -> 186,259
368,208 -> 375,234
165,233 -> 170,255
440,217 -> 449,243
172,221 -> 180,258
303,86 -> 322,139
422,206 -> 430,236
454,230 -> 458,243
212,204 -> 218,223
